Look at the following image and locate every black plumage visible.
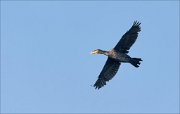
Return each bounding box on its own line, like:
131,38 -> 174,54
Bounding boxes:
91,21 -> 142,89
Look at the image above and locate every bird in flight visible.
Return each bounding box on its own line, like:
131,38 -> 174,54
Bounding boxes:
91,21 -> 142,89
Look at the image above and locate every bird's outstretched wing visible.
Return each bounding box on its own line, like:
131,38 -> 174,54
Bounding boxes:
114,21 -> 141,53
94,57 -> 121,89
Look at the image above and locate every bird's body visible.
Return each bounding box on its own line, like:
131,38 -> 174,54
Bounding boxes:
91,21 -> 142,89
107,49 -> 131,62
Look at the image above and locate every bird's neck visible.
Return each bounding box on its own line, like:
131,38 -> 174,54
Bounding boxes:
100,50 -> 109,56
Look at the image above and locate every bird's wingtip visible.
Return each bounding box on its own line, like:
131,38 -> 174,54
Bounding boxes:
93,78 -> 106,90
133,20 -> 141,26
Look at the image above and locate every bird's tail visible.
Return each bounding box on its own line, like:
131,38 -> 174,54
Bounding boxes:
130,58 -> 142,68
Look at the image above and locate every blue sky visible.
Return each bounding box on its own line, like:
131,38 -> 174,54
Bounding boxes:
1,1 -> 179,113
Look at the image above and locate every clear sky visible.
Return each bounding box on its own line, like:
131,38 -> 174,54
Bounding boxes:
1,1 -> 179,113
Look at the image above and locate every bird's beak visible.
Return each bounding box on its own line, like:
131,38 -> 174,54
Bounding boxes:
90,50 -> 98,54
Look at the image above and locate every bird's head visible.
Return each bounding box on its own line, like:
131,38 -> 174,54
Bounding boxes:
90,49 -> 105,54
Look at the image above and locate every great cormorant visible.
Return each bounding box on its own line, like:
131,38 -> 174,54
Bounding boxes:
91,21 -> 142,89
